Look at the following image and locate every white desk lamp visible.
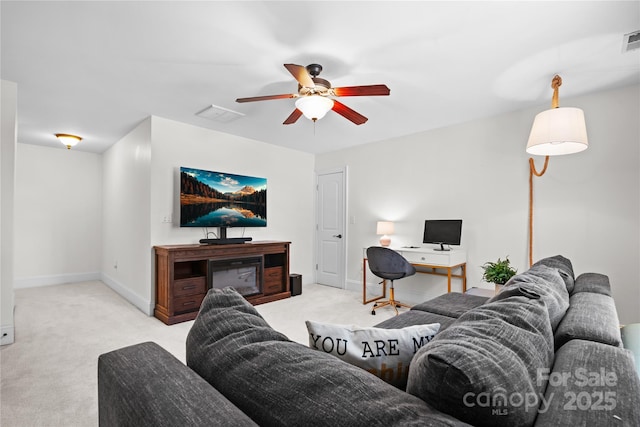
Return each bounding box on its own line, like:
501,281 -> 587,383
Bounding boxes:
376,221 -> 395,247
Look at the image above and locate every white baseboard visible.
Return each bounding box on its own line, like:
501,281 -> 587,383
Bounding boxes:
1,324 -> 15,346
14,272 -> 101,289
100,272 -> 154,316
345,278 -> 361,293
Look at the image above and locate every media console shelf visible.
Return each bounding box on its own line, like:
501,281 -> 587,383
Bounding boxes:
154,241 -> 291,325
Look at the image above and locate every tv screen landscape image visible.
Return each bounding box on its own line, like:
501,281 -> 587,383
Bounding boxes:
180,167 -> 267,228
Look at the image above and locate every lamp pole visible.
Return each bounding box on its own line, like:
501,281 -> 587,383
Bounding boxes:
528,75 -> 561,267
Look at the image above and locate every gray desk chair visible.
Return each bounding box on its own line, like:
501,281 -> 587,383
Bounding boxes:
366,246 -> 416,315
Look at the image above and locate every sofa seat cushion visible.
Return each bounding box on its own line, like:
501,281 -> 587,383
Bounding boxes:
186,288 -> 470,427
406,293 -> 554,427
532,255 -> 575,293
411,292 -> 489,318
535,339 -> 640,426
572,272 -> 612,296
375,309 -> 457,331
490,264 -> 569,331
554,292 -> 622,349
305,321 -> 440,389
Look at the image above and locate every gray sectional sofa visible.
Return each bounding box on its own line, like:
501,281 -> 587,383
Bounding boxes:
98,255 -> 640,426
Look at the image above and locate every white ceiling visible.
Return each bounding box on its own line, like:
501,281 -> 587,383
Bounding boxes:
2,1 -> 639,154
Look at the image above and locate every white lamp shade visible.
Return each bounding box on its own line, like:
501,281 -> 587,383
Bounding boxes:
295,96 -> 334,121
526,107 -> 588,156
376,221 -> 394,235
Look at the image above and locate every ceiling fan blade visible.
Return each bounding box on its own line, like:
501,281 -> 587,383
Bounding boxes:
283,109 -> 303,125
236,94 -> 296,103
284,63 -> 315,88
332,100 -> 368,125
332,84 -> 390,97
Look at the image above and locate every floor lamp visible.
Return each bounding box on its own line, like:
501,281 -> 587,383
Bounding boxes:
526,75 -> 588,267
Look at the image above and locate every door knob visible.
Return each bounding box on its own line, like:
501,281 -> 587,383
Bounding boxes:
333,234 -> 343,238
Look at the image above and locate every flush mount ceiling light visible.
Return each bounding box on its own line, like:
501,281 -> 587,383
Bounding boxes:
295,95 -> 335,122
55,133 -> 82,150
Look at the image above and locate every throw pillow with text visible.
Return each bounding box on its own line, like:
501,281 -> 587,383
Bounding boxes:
305,321 -> 440,389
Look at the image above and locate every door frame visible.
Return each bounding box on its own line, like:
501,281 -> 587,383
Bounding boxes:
314,166 -> 348,288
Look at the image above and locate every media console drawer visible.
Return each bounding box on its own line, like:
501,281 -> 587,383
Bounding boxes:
172,276 -> 206,297
263,266 -> 284,295
173,293 -> 206,315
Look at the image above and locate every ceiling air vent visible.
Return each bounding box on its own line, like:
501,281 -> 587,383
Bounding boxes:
623,30 -> 640,52
196,104 -> 245,123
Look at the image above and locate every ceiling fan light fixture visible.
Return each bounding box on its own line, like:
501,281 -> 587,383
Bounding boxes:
55,133 -> 82,150
295,96 -> 334,122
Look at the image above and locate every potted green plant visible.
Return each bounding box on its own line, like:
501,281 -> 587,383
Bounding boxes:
481,257 -> 517,293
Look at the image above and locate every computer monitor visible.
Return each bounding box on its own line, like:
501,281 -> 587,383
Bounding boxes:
423,219 -> 462,251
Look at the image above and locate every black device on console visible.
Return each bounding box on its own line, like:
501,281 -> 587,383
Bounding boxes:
199,238 -> 252,245
423,219 -> 462,251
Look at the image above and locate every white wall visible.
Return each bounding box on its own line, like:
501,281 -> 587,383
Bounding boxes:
148,116 -> 315,285
101,116 -> 315,315
101,118 -> 152,313
14,144 -> 103,287
315,85 -> 640,325
1,80 -> 17,345
13,85 -> 638,325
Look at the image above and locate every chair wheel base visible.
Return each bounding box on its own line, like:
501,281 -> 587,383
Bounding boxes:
371,310 -> 376,315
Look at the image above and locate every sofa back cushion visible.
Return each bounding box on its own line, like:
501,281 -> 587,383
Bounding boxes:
572,272 -> 612,296
406,292 -> 554,427
532,255 -> 575,293
490,264 -> 570,331
186,288 -> 468,427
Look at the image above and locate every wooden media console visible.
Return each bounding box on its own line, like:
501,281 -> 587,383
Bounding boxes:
154,241 -> 291,325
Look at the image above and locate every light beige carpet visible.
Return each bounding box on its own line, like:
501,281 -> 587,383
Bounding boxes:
0,281 -> 399,426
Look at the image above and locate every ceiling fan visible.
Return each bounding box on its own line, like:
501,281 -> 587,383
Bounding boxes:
236,63 -> 390,125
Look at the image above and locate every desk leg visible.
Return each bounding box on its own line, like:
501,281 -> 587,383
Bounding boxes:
362,258 -> 367,304
462,263 -> 467,292
447,267 -> 452,293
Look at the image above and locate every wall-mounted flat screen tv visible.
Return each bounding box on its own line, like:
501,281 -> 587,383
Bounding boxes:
423,219 -> 462,251
180,167 -> 266,228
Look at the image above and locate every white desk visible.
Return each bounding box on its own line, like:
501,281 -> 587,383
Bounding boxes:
362,247 -> 467,305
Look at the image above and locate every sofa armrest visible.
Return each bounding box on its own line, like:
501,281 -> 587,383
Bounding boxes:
554,293 -> 622,350
98,342 -> 257,427
535,339 -> 640,426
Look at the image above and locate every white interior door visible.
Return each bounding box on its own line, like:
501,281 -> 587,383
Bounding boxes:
315,169 -> 346,288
